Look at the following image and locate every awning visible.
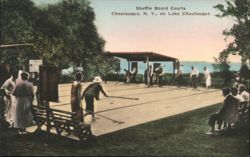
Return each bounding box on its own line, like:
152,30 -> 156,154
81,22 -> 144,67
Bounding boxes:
105,51 -> 178,62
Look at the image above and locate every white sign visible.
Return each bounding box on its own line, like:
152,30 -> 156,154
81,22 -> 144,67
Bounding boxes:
29,60 -> 43,72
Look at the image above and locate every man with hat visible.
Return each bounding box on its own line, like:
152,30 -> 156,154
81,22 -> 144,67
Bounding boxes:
81,76 -> 108,121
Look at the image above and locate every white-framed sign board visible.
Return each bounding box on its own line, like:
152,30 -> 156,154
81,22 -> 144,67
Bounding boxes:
29,59 -> 43,72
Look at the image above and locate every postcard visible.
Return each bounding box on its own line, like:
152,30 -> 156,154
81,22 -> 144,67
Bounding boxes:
0,0 -> 249,156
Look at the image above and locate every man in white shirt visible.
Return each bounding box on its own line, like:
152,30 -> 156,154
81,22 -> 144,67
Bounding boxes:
173,66 -> 183,88
190,66 -> 199,89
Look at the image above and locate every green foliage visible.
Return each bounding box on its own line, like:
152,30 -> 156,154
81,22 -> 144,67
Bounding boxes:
212,56 -> 232,87
1,0 -> 116,77
214,0 -> 250,63
0,0 -> 37,67
212,56 -> 230,73
212,0 -> 250,86
84,55 -> 119,80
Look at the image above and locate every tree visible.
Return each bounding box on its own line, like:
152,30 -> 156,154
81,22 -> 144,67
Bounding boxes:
0,0 -> 37,68
214,0 -> 250,63
44,0 -> 115,78
88,54 -> 119,81
212,55 -> 232,87
1,0 -> 117,79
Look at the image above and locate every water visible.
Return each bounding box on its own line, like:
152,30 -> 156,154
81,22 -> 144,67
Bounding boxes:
119,59 -> 241,74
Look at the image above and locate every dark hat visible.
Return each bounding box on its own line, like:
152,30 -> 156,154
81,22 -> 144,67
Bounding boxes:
21,72 -> 28,80
74,72 -> 83,81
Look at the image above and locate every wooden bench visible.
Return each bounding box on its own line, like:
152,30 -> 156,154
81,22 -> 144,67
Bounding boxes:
31,105 -> 93,141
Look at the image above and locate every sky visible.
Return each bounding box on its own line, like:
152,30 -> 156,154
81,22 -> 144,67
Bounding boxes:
32,0 -> 241,63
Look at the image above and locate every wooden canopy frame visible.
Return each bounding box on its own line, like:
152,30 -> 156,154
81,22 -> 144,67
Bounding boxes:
105,51 -> 179,87
0,43 -> 33,48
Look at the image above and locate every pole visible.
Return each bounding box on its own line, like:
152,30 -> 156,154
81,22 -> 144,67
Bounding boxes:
128,60 -> 130,72
82,109 -> 125,124
45,100 -> 50,144
146,56 -> 150,87
127,60 -> 131,83
172,60 -> 176,84
108,96 -> 139,100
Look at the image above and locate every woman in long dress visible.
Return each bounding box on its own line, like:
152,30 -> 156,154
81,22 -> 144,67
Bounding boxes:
13,72 -> 34,133
71,72 -> 83,122
204,67 -> 211,89
0,73 -> 18,126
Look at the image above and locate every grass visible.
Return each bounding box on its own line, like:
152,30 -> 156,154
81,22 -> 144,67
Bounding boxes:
0,104 -> 249,156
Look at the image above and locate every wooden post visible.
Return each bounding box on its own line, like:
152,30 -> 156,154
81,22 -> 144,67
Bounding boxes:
45,100 -> 50,144
146,56 -> 150,87
126,60 -> 130,83
128,60 -> 130,72
172,60 -> 176,83
39,65 -> 59,145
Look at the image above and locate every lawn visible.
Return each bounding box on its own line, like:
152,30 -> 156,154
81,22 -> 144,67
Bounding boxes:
0,104 -> 249,156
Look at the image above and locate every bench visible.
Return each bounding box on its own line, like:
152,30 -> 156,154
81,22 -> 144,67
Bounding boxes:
31,105 -> 93,141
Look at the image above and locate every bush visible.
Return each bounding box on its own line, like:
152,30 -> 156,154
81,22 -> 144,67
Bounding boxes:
60,74 -> 74,83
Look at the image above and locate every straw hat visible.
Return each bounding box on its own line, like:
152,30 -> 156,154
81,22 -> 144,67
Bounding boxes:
93,76 -> 103,83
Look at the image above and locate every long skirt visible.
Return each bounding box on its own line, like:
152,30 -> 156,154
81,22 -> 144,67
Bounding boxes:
71,96 -> 83,122
14,97 -> 33,130
206,76 -> 211,87
4,95 -> 16,126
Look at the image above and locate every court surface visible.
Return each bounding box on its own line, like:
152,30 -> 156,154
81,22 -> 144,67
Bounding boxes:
28,81 -> 223,137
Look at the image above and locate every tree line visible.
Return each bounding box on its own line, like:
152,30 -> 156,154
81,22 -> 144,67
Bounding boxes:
213,0 -> 250,85
0,0 -> 118,79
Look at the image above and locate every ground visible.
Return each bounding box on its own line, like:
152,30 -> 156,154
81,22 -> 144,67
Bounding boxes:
38,82 -> 223,136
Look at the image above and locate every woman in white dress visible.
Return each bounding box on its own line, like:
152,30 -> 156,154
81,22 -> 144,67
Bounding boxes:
13,72 -> 34,133
0,73 -> 18,126
204,67 -> 211,89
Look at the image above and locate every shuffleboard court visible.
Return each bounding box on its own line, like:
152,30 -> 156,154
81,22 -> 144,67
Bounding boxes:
28,81 -> 223,138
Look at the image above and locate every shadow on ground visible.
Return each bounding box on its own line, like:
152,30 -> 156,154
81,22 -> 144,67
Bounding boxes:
0,104 -> 249,156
